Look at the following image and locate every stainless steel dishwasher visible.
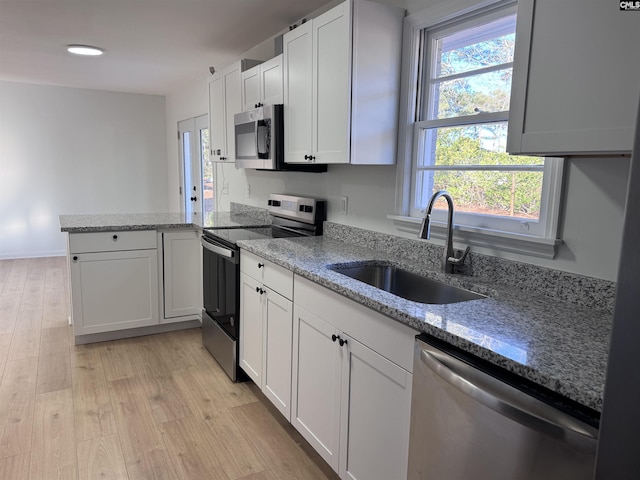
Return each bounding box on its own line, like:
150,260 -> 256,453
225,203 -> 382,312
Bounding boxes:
408,334 -> 599,480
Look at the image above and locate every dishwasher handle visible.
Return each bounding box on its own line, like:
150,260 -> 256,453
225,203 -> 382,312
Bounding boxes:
419,342 -> 598,442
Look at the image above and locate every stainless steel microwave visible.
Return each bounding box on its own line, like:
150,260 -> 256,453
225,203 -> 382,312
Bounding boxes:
233,104 -> 326,172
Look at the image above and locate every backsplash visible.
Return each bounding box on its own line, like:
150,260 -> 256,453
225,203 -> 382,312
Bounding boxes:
324,222 -> 616,314
230,202 -> 272,222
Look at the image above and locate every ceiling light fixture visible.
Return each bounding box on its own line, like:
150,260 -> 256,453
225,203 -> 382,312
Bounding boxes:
67,45 -> 103,56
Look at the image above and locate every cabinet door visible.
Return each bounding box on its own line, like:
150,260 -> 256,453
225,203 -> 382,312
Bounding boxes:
262,289 -> 293,420
223,63 -> 243,162
261,55 -> 283,106
162,231 -> 201,321
241,65 -> 261,112
283,21 -> 313,164
209,72 -> 226,161
70,250 -> 159,335
291,305 -> 342,473
239,273 -> 263,385
312,2 -> 351,164
339,335 -> 412,480
507,0 -> 640,155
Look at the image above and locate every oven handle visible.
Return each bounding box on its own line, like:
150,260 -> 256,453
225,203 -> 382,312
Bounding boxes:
200,236 -> 235,259
272,224 -> 313,237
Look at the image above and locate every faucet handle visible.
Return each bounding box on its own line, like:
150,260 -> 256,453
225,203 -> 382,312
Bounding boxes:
448,246 -> 470,266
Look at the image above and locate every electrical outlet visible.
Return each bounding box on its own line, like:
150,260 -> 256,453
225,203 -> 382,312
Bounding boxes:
340,196 -> 348,215
246,184 -> 251,198
222,185 -> 229,195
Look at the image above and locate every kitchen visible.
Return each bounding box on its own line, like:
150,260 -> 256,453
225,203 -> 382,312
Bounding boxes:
1,0 -> 639,478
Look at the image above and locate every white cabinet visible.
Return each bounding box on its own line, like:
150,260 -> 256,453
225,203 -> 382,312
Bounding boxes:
240,251 -> 294,420
69,231 -> 159,336
283,0 -> 404,165
241,55 -> 283,111
507,0 -> 640,155
209,59 -> 261,162
292,275 -> 416,479
160,230 -> 201,322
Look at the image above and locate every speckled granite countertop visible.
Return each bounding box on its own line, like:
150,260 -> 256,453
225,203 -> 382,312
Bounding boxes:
237,236 -> 612,413
59,212 -> 271,233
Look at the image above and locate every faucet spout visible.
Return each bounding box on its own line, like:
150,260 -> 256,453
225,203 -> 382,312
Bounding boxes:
418,190 -> 467,274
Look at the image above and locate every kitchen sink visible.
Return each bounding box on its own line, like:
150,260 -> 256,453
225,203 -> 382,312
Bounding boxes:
330,263 -> 485,304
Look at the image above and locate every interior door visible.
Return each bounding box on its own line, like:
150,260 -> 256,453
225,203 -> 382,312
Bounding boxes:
178,115 -> 209,224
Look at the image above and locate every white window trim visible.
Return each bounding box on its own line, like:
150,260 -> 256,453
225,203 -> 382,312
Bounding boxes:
392,0 -> 564,259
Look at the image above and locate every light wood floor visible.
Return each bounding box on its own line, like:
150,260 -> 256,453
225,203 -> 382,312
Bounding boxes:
0,257 -> 339,480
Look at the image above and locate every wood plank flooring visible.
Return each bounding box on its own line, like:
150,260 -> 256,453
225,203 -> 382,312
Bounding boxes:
0,257 -> 339,480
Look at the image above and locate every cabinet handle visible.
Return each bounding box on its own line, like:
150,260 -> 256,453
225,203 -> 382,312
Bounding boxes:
190,196 -> 197,201
72,256 -> 78,261
339,338 -> 348,347
112,235 -> 118,240
331,334 -> 338,342
255,287 -> 265,295
257,263 -> 264,268
304,154 -> 310,160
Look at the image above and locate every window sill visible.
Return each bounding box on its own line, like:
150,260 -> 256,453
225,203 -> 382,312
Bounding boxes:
388,215 -> 562,259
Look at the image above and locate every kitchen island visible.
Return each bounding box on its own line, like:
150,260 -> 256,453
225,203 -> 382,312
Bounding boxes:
237,224 -> 613,414
59,209 -> 271,344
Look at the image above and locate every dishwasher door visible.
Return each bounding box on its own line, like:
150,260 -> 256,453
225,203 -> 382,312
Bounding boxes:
408,336 -> 598,480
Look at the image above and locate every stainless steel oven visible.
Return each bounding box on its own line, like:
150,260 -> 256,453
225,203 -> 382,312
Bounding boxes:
201,194 -> 326,381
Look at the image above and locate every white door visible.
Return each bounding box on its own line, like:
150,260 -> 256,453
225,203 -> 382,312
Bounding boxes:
178,115 -> 209,224
262,288 -> 293,420
70,249 -> 159,335
339,334 -> 413,480
291,305 -> 342,473
162,230 -> 201,321
283,21 -> 313,163
313,2 -> 350,164
239,273 -> 264,385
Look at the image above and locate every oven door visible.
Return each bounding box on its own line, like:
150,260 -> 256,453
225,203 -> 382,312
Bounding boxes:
201,234 -> 239,339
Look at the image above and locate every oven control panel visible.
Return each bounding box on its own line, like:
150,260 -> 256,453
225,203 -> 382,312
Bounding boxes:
267,194 -> 326,224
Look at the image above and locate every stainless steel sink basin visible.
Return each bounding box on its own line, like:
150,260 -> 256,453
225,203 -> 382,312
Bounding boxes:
331,263 -> 485,304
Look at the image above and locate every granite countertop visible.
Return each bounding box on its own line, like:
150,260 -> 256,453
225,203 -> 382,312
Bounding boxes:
59,212 -> 271,233
237,236 -> 612,413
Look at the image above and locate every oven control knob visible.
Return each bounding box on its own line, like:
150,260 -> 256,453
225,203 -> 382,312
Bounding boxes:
298,205 -> 304,212
303,205 -> 313,213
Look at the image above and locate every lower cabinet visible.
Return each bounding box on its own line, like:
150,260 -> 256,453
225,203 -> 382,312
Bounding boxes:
292,304 -> 413,479
292,275 -> 416,480
70,248 -> 159,335
240,251 -> 294,420
68,228 -> 201,342
239,253 -> 416,480
160,230 -> 201,322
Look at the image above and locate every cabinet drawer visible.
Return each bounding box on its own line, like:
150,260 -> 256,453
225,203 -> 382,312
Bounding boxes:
69,230 -> 157,253
241,251 -> 293,299
294,274 -> 418,372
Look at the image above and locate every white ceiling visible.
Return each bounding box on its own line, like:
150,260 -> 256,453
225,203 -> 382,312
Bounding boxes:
0,0 -> 329,95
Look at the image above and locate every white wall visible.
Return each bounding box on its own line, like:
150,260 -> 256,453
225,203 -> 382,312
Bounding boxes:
0,81 -> 168,258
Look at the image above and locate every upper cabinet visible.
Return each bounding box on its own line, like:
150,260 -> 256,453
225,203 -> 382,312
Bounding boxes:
507,0 -> 640,156
209,59 -> 260,162
283,0 -> 404,165
241,55 -> 283,112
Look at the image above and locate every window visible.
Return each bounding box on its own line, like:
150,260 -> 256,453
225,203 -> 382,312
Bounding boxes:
395,1 -> 563,257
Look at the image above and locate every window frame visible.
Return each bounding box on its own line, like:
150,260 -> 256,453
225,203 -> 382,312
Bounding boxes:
392,0 -> 563,259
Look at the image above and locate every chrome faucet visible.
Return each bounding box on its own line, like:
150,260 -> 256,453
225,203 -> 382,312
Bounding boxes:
419,190 -> 470,274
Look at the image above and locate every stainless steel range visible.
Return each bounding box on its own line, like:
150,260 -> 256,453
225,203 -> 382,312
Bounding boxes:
201,194 -> 326,381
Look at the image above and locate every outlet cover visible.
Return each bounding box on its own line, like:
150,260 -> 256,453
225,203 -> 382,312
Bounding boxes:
340,196 -> 348,215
